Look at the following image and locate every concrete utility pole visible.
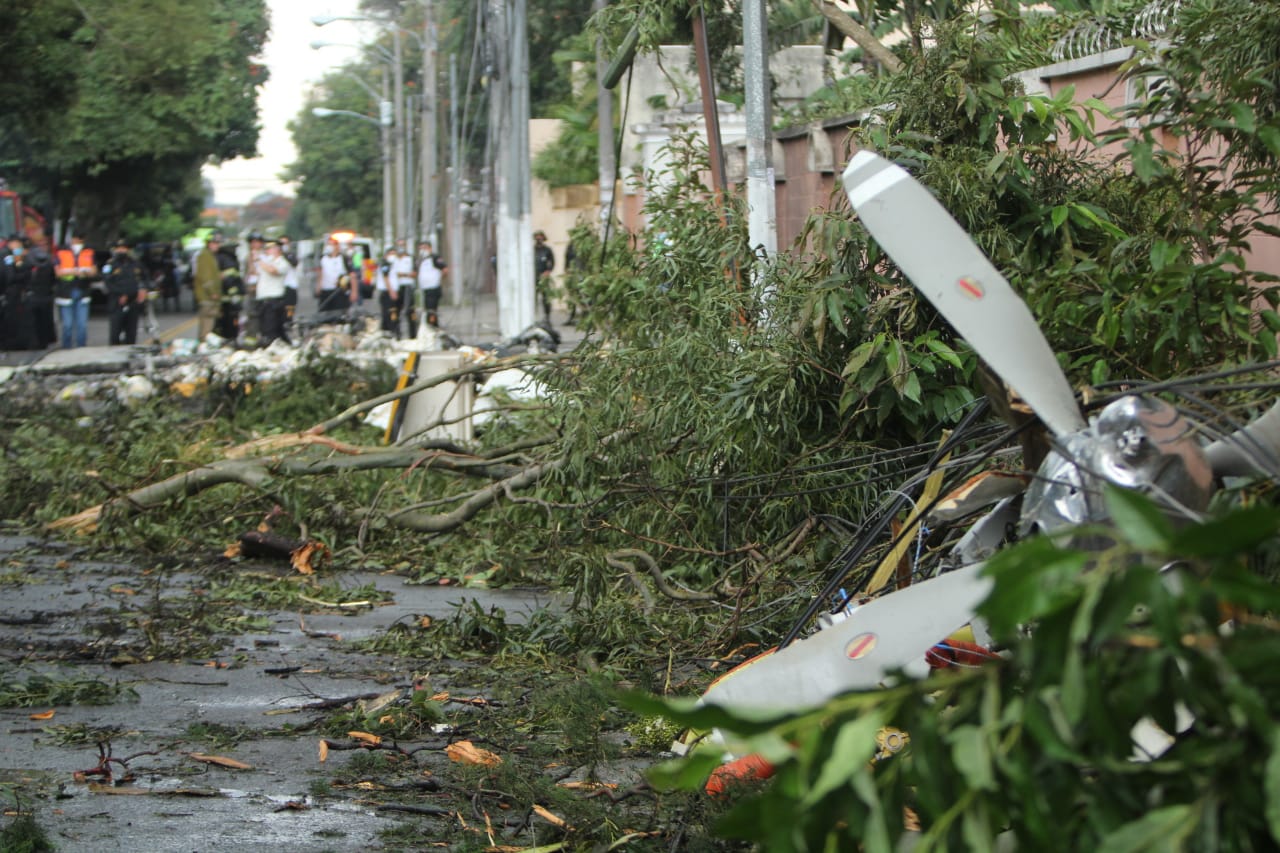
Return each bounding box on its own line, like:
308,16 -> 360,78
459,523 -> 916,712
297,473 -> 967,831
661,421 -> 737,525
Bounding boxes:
594,0 -> 615,227
405,94 -> 416,243
449,54 -> 463,306
421,1 -> 437,247
742,0 -> 777,295
381,70 -> 395,248
490,0 -> 535,338
393,29 -> 408,244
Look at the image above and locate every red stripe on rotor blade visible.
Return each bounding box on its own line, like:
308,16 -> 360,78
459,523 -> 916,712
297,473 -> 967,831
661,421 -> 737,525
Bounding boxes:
957,277 -> 984,299
845,633 -> 878,661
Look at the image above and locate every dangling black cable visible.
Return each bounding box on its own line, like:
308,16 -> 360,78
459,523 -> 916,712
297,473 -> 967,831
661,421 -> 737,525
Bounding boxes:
778,397 -> 1000,649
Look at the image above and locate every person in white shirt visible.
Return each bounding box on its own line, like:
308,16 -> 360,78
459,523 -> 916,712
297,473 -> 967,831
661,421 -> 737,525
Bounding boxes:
416,240 -> 448,329
376,247 -> 400,335
316,239 -> 353,312
392,239 -> 418,336
241,232 -> 264,344
280,234 -> 299,319
254,240 -> 292,346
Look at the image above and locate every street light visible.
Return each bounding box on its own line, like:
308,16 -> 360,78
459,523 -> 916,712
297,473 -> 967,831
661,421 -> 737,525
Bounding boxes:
313,15 -> 408,247
311,106 -> 394,249
309,39 -> 393,64
337,72 -> 381,103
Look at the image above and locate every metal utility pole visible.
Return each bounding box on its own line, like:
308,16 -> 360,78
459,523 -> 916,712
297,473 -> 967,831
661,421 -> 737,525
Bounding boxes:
743,0 -> 777,291
421,2 -> 437,247
490,0 -> 534,338
594,0 -> 615,227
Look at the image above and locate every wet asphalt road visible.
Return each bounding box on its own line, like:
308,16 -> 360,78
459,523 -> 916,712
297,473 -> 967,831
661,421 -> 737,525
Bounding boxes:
0,533 -> 564,852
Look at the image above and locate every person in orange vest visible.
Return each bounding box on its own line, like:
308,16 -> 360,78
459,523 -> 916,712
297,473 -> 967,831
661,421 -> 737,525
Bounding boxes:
55,236 -> 98,348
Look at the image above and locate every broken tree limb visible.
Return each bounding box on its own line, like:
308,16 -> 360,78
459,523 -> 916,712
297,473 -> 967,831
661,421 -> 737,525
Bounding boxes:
48,461 -> 281,535
223,433 -> 368,460
814,1 -> 903,73
47,446 -> 530,535
605,549 -> 719,602
302,692 -> 385,710
478,432 -> 560,461
234,530 -> 330,575
387,456 -> 569,533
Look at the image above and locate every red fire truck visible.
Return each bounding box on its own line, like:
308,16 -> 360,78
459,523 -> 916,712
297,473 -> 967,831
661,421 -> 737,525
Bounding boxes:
0,182 -> 49,249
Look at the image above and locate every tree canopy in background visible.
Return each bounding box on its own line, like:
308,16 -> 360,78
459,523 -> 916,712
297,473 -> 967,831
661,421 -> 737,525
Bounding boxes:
283,73 -> 386,239
0,0 -> 268,244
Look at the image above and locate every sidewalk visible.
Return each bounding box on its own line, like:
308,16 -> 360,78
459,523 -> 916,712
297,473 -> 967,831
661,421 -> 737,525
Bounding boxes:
0,300 -> 197,369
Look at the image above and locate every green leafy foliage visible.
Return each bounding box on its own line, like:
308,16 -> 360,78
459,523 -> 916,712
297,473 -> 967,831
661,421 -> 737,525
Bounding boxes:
532,102 -> 601,189
638,497 -> 1280,850
0,0 -> 268,242
0,811 -> 56,853
540,130 -> 927,621
0,357 -> 394,556
804,12 -> 1277,406
285,73 -> 387,238
1094,0 -> 1280,367
0,669 -> 137,708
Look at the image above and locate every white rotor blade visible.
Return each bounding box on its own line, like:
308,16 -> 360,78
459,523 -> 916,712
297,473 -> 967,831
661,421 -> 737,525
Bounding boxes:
843,151 -> 1085,437
701,564 -> 992,714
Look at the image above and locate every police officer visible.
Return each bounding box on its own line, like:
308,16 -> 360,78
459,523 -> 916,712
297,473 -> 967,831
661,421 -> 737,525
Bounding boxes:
103,237 -> 146,346
534,230 -> 555,325
1,235 -> 33,350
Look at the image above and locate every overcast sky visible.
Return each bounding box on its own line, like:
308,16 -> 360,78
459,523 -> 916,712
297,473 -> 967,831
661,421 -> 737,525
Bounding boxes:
202,0 -> 370,206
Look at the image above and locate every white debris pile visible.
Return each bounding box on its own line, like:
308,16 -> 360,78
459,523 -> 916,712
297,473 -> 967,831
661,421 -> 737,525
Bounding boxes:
38,326 -> 407,410
22,317 -> 565,432
472,365 -> 552,429
364,344 -> 556,439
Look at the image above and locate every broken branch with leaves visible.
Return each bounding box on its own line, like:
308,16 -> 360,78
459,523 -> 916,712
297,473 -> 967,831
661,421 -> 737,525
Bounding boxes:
48,353 -> 574,536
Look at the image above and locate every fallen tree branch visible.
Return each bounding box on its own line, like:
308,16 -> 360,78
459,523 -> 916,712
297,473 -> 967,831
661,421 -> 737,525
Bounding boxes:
47,447 -> 532,535
387,456 -> 569,533
605,549 -> 719,602
295,594 -> 372,610
301,692 -> 385,710
479,431 -> 559,460
223,433 -> 368,460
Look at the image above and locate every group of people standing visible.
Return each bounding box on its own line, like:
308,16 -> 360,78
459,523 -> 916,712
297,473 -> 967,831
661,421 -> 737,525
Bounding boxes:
4,226 -> 561,354
1,234 -> 58,351
174,229 -> 452,349
1,233 -> 156,352
372,238 -> 448,339
191,231 -> 299,347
